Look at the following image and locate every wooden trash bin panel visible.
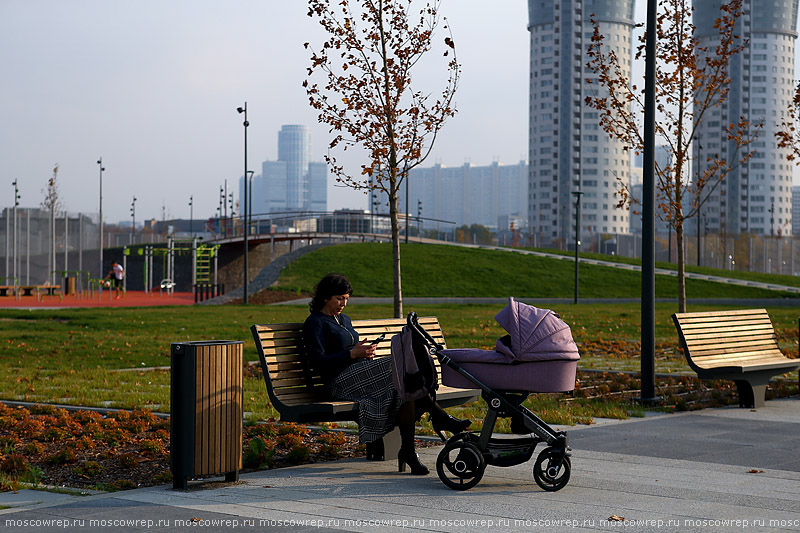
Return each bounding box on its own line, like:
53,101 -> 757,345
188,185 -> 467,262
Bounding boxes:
170,340 -> 243,490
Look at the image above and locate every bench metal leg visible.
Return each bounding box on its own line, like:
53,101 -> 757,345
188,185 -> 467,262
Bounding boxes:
734,380 -> 766,409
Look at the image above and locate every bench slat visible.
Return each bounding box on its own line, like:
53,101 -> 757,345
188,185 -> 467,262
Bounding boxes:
683,341 -> 782,355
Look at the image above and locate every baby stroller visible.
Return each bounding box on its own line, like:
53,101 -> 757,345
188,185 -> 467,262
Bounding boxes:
407,297 -> 580,491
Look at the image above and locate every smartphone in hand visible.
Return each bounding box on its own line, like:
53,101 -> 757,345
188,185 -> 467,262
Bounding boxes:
370,333 -> 386,345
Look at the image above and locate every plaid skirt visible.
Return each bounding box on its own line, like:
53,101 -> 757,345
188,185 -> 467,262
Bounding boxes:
330,356 -> 399,444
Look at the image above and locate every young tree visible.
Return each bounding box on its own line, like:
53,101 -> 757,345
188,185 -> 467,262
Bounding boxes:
305,0 -> 459,317
585,0 -> 758,312
41,164 -> 62,284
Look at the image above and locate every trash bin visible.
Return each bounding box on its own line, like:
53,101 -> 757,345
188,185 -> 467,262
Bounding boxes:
64,277 -> 76,295
170,340 -> 243,490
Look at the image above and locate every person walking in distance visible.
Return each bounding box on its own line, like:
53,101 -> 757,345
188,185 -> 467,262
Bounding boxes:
105,261 -> 125,300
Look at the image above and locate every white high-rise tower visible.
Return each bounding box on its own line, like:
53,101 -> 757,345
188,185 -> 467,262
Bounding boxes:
528,0 -> 635,243
694,0 -> 797,237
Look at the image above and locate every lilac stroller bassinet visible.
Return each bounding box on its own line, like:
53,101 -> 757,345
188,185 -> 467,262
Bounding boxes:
440,297 -> 580,392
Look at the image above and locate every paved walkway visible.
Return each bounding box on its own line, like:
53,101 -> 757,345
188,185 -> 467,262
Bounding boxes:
2,399 -> 798,532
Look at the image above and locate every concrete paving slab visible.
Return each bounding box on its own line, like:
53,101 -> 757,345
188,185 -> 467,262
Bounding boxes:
1,399 -> 798,532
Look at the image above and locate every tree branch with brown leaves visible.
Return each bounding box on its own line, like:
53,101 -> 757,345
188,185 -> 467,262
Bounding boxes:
585,0 -> 757,312
305,0 -> 459,317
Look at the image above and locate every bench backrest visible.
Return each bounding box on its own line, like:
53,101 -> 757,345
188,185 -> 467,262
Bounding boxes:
251,317 -> 447,412
672,309 -> 783,370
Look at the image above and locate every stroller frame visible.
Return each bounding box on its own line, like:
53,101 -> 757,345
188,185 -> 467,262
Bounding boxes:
407,312 -> 572,491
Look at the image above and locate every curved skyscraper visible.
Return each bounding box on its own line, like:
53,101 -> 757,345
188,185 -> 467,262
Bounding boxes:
528,0 -> 635,243
694,0 -> 798,237
248,125 -> 328,214
278,125 -> 312,211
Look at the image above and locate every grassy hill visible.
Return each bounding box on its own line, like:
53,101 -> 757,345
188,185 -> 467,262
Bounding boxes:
270,242 -> 797,299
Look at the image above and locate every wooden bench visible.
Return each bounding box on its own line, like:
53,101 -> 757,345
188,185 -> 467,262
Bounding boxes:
672,309 -> 800,408
250,316 -> 480,454
0,286 -> 16,298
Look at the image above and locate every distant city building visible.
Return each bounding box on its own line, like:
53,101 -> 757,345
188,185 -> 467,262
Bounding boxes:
527,0 -> 636,243
694,0 -> 797,237
793,186 -> 800,236
397,161 -> 528,230
630,146 -> 675,234
244,125 -> 327,214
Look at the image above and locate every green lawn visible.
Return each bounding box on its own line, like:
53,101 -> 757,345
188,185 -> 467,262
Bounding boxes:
2,243 -> 797,427
272,243 -> 798,298
2,302 -> 797,423
536,247 -> 800,289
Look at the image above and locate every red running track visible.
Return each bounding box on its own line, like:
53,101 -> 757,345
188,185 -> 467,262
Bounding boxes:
0,290 -> 196,309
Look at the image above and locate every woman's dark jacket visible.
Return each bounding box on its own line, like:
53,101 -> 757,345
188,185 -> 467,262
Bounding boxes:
302,311 -> 359,383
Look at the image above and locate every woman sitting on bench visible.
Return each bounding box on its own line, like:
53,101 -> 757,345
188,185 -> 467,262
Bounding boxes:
303,273 -> 470,475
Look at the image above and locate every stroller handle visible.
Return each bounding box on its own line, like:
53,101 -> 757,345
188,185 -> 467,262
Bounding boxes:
407,312 -> 444,352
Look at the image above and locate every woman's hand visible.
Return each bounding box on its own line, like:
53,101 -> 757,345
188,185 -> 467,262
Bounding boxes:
349,340 -> 376,360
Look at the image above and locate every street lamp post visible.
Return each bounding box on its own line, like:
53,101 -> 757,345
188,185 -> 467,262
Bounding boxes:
130,196 -> 137,245
640,0 -> 658,402
12,179 -> 20,283
247,170 -> 254,236
417,199 -> 423,242
572,190 -> 583,304
189,196 -> 193,238
97,159 -> 105,277
218,186 -> 224,236
237,103 -> 250,304
12,180 -> 20,284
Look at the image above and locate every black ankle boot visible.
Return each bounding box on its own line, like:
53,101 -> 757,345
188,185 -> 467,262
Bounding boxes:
431,413 -> 471,442
397,447 -> 429,475
365,439 -> 384,461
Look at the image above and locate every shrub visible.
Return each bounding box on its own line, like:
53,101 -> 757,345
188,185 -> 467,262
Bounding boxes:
286,444 -> 310,465
277,423 -> 308,436
23,441 -> 44,455
117,453 -> 138,469
71,410 -> 103,425
0,435 -> 19,453
46,448 -> 77,465
139,439 -> 164,453
40,427 -> 68,442
114,479 -> 136,490
74,460 -> 104,477
243,436 -> 275,469
318,432 -> 347,457
277,433 -> 304,449
247,423 -> 278,439
1,454 -> 29,476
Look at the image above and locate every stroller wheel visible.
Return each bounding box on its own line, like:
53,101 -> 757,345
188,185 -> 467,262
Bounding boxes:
533,447 -> 571,492
436,440 -> 485,491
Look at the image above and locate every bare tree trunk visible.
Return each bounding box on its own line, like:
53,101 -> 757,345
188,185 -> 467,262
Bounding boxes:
388,184 -> 403,318
676,221 -> 686,313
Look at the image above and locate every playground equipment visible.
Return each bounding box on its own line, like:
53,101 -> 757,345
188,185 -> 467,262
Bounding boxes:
122,238 -> 221,299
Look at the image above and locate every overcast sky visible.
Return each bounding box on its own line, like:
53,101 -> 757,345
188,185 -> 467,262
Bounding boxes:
0,1 -> 795,225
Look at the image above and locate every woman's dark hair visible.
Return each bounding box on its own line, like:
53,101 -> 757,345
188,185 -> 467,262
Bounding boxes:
309,273 -> 353,312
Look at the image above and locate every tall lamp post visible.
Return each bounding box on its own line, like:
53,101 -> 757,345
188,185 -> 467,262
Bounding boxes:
640,0 -> 658,402
247,170 -> 254,236
572,190 -> 583,304
189,196 -> 193,238
12,179 -> 20,283
130,196 -> 137,245
237,103 -> 250,304
97,158 -> 105,278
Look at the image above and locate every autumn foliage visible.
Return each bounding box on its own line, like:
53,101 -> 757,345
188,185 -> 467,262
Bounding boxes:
585,0 -> 759,312
304,0 -> 459,317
